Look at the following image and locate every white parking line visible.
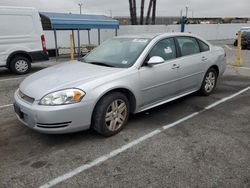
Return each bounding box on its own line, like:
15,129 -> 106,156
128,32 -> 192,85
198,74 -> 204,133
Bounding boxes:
228,65 -> 250,70
0,76 -> 26,82
40,85 -> 250,188
0,104 -> 13,109
235,66 -> 250,70
224,45 -> 233,50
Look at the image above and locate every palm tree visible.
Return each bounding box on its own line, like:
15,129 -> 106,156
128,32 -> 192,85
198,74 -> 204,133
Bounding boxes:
132,0 -> 138,25
140,0 -> 145,25
152,0 -> 156,25
128,0 -> 135,24
145,0 -> 153,25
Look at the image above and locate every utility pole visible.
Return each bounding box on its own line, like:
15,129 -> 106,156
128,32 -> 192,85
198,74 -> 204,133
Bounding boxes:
109,10 -> 113,18
78,3 -> 83,14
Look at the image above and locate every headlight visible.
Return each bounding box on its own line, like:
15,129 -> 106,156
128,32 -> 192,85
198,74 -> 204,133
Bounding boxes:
40,89 -> 85,106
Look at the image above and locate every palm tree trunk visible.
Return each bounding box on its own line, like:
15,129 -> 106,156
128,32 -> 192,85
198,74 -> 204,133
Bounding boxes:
146,0 -> 153,25
128,0 -> 134,25
132,0 -> 138,25
140,0 -> 145,25
152,0 -> 156,25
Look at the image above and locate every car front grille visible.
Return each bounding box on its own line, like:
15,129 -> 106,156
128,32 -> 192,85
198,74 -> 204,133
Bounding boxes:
18,90 -> 35,104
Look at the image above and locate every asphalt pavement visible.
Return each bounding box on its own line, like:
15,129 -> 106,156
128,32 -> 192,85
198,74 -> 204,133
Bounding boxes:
0,41 -> 250,188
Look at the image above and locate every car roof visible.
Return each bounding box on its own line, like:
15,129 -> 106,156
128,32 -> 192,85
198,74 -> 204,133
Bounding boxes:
240,27 -> 250,30
116,32 -> 198,39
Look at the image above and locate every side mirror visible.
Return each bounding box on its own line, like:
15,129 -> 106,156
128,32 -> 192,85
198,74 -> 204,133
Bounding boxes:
147,56 -> 164,66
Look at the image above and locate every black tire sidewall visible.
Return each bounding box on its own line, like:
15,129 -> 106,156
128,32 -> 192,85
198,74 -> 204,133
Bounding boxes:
92,92 -> 130,137
200,68 -> 218,96
10,56 -> 31,75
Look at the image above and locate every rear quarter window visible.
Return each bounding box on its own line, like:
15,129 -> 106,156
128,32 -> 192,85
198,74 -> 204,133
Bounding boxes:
198,39 -> 210,52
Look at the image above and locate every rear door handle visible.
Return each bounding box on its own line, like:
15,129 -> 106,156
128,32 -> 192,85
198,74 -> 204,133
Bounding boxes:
172,63 -> 180,69
202,56 -> 208,61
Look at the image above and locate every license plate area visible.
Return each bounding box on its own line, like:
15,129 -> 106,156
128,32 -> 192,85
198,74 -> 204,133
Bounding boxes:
14,103 -> 24,119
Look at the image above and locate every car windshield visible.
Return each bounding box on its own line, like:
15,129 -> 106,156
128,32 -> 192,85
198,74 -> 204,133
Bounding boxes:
242,30 -> 250,37
82,38 -> 150,68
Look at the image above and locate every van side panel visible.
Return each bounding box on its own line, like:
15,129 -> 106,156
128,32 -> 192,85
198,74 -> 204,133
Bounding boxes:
0,7 -> 48,67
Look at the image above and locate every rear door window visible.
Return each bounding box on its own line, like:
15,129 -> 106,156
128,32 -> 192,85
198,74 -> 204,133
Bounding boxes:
176,37 -> 200,56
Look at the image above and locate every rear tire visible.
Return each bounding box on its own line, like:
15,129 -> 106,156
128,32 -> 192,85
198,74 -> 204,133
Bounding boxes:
92,92 -> 130,137
200,68 -> 218,96
10,56 -> 31,75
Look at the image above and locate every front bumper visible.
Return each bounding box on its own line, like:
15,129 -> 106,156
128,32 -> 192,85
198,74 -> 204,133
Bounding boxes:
14,90 -> 94,134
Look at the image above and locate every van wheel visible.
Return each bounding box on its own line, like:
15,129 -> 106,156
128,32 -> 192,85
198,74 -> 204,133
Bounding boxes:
10,56 -> 31,74
92,92 -> 130,137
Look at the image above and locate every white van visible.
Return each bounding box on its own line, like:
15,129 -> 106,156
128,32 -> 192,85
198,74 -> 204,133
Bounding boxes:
0,6 -> 48,74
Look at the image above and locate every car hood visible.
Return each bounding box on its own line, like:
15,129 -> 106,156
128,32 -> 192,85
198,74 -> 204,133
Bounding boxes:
20,61 -> 122,100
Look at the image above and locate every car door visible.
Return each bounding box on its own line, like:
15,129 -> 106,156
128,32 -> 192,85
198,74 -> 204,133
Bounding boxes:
175,36 -> 207,93
139,37 -> 180,108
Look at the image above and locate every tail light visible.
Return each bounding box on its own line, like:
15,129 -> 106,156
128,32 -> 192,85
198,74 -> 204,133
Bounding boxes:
41,35 -> 47,53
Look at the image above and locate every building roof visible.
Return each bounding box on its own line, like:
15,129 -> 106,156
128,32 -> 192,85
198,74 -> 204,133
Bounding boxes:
40,12 -> 119,30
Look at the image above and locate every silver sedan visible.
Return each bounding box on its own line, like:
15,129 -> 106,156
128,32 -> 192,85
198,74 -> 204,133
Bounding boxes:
14,33 -> 226,136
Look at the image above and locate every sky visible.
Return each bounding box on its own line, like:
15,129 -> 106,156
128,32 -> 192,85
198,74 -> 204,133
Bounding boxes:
0,0 -> 249,18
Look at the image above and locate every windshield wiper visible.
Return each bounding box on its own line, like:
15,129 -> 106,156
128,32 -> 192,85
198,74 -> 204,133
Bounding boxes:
88,62 -> 114,67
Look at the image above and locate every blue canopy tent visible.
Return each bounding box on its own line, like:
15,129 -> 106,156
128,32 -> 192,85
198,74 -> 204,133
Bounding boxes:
39,12 -> 119,58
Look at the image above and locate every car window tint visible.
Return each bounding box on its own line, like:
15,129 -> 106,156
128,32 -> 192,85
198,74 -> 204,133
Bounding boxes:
149,38 -> 176,61
198,39 -> 210,52
176,37 -> 200,56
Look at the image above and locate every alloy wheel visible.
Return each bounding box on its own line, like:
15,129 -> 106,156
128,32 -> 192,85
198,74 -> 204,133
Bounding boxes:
105,99 -> 128,132
204,71 -> 216,93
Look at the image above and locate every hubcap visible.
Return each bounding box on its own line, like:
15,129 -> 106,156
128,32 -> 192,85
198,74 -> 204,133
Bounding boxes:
205,72 -> 216,93
15,60 -> 28,73
105,99 -> 127,132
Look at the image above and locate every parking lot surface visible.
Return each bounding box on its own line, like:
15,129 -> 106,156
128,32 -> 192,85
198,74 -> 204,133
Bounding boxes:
0,41 -> 250,188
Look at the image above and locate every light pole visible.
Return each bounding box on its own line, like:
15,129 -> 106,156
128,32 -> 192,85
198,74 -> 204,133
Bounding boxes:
78,3 -> 83,14
185,6 -> 188,18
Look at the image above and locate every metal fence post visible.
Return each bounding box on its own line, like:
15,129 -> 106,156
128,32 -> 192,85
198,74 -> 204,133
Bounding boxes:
233,31 -> 242,66
70,34 -> 74,61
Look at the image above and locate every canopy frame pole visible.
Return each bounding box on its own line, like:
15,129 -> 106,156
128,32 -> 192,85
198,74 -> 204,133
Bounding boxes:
54,29 -> 58,61
77,29 -> 81,59
72,30 -> 76,54
115,29 -> 118,36
98,29 -> 100,45
88,29 -> 91,45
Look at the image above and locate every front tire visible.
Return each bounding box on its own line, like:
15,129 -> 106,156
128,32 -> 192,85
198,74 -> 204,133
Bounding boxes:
10,56 -> 31,75
200,68 -> 218,96
92,92 -> 130,137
